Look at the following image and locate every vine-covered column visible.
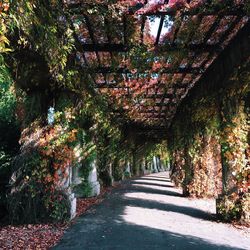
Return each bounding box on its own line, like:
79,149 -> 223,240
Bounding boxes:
217,80 -> 250,223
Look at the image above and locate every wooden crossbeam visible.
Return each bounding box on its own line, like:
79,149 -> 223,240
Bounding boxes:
93,79 -> 196,89
137,109 -> 169,114
135,94 -> 173,98
65,1 -> 247,130
140,9 -> 246,17
67,3 -> 245,17
78,42 -> 221,52
155,16 -> 164,45
140,16 -> 146,45
81,43 -> 128,52
86,66 -> 203,74
218,15 -> 243,45
123,15 -> 128,45
202,16 -> 222,44
139,102 -> 176,107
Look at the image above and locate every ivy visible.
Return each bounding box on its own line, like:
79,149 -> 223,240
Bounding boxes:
168,59 -> 250,221
0,0 -> 249,223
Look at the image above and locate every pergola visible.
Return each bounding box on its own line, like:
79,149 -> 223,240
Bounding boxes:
63,0 -> 249,136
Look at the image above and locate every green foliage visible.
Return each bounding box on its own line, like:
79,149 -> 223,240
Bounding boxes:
8,145 -> 71,224
216,195 -> 242,222
113,159 -> 124,181
10,0 -> 75,86
168,60 -> 250,220
8,180 -> 70,224
0,57 -> 16,126
73,153 -> 95,198
45,190 -> 70,222
0,56 -> 20,222
0,0 -> 11,53
0,0 -> 247,224
0,150 -> 12,220
73,182 -> 92,198
244,2 -> 250,15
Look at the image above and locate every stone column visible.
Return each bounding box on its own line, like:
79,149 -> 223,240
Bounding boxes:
153,156 -> 158,173
167,161 -> 170,171
124,161 -> 131,178
109,162 -> 114,186
68,167 -> 77,219
156,156 -> 161,172
68,192 -> 76,219
160,159 -> 166,171
149,162 -> 153,173
132,152 -> 138,176
60,166 -> 77,219
142,158 -> 150,175
141,159 -> 146,175
88,160 -> 101,197
72,164 -> 82,185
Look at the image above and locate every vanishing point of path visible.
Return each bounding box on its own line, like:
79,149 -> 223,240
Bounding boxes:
53,172 -> 250,250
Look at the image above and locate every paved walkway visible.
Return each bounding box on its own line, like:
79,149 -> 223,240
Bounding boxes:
53,172 -> 250,250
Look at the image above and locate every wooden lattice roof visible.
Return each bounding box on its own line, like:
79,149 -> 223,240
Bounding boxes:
63,0 -> 249,131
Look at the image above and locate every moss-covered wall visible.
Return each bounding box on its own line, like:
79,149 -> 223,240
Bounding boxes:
168,60 -> 250,222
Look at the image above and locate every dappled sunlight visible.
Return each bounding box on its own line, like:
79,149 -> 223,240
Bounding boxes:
132,179 -> 175,187
1,1 -> 249,248
131,183 -> 182,194
141,176 -> 172,182
121,206 -> 249,249
52,172 -> 250,249
123,192 -> 216,214
143,175 -> 171,181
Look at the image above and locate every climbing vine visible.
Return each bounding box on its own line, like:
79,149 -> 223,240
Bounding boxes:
168,59 -> 250,222
0,0 -> 249,224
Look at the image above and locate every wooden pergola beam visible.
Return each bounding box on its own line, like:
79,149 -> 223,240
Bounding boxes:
78,43 -> 221,52
155,16 -> 164,45
67,2 -> 245,17
140,9 -> 246,17
86,66 -> 203,74
65,0 -> 248,129
81,43 -> 128,52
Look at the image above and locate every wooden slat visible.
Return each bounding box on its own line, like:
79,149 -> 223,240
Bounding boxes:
155,16 -> 164,45
87,66 -> 202,74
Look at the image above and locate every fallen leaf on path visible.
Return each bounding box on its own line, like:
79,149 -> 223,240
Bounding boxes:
0,186 -> 113,249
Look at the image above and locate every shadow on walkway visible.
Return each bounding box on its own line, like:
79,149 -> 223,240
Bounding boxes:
130,181 -> 174,188
52,172 -> 249,250
143,176 -> 171,180
139,177 -> 173,183
124,184 -> 183,197
53,222 -> 243,250
122,196 -> 216,221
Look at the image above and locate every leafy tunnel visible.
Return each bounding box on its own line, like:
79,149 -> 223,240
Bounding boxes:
0,0 -> 249,225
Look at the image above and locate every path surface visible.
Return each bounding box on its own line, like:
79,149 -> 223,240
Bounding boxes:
53,172 -> 250,250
